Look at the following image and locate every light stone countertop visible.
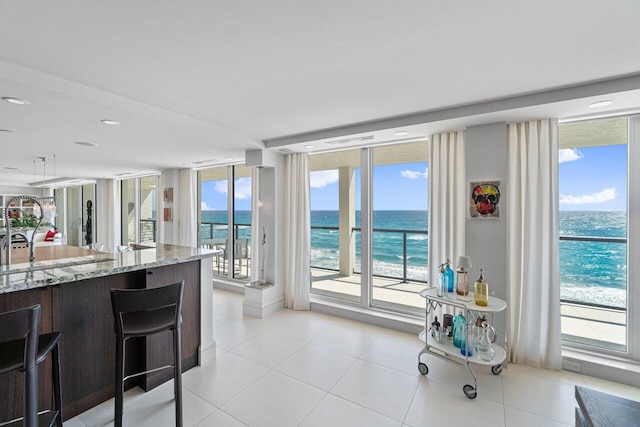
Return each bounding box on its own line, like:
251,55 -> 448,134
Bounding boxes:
0,244 -> 215,294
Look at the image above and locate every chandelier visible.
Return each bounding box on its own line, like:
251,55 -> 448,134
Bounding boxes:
33,156 -> 57,219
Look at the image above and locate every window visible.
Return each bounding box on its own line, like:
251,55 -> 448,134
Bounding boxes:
121,176 -> 158,246
54,184 -> 96,247
198,164 -> 252,280
310,141 -> 428,315
559,117 -> 628,352
310,148 -> 362,302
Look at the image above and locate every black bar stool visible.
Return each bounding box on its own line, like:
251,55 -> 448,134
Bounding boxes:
110,281 -> 185,427
0,304 -> 63,427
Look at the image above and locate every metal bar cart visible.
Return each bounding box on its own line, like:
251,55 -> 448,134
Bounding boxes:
418,287 -> 507,399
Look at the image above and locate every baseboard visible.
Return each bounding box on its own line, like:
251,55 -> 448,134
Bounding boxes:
243,296 -> 285,318
213,280 -> 246,294
310,297 -> 423,335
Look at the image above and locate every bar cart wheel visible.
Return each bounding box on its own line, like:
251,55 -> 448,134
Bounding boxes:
491,364 -> 502,375
418,363 -> 429,375
463,384 -> 477,399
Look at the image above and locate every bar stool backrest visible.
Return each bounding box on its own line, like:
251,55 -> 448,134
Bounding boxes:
0,304 -> 41,427
0,304 -> 40,372
110,281 -> 184,336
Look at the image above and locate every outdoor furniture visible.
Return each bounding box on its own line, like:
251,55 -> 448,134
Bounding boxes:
217,238 -> 249,275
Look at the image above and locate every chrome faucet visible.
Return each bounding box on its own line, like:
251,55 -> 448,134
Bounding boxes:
3,195 -> 43,266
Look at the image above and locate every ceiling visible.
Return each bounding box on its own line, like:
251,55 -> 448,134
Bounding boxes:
0,1 -> 639,186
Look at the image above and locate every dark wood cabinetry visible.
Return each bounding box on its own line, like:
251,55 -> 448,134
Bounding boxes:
0,260 -> 202,421
143,262 -> 200,390
51,270 -> 145,418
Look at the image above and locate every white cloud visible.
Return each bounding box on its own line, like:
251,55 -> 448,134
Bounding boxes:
201,201 -> 214,211
214,181 -> 227,194
234,177 -> 252,199
401,167 -> 428,179
559,148 -> 583,163
310,170 -> 339,188
213,177 -> 252,199
560,187 -> 617,205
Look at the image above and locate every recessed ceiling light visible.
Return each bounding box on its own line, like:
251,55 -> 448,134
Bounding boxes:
101,119 -> 120,126
75,141 -> 99,147
225,157 -> 233,161
395,131 -> 409,136
304,145 -> 314,149
588,100 -> 613,108
0,129 -> 12,133
2,97 -> 29,105
114,172 -> 132,177
4,166 -> 20,171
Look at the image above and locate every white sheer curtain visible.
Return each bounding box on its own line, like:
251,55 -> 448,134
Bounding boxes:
177,168 -> 197,247
427,131 -> 466,288
250,167 -> 261,283
506,119 -> 561,370
283,153 -> 310,310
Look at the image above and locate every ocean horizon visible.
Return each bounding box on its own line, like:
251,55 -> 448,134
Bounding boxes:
201,209 -> 627,308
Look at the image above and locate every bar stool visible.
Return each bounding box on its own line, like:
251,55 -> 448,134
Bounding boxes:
0,304 -> 63,427
110,281 -> 185,427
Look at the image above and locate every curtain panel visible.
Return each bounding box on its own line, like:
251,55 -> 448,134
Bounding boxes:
427,130 -> 466,288
177,168 -> 197,248
506,119 -> 562,370
283,153 -> 311,310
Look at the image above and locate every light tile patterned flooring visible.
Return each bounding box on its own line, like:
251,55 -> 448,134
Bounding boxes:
65,288 -> 640,427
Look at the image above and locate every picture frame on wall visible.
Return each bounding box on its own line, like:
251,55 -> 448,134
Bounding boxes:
163,207 -> 173,222
163,187 -> 173,202
470,181 -> 501,218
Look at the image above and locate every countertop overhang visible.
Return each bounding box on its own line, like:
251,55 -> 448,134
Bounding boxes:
0,244 -> 215,293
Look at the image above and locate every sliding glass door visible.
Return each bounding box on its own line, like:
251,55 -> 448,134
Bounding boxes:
310,141 -> 428,314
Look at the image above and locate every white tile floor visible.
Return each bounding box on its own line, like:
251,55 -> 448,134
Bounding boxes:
65,288 -> 640,427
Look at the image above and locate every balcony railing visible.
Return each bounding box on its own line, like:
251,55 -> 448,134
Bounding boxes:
199,221 -> 251,240
311,225 -> 428,284
140,218 -> 157,242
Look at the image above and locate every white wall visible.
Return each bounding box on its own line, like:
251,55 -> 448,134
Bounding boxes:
159,169 -> 179,244
0,185 -> 37,195
465,123 -> 508,347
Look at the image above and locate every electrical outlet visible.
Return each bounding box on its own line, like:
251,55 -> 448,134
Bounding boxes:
563,359 -> 581,373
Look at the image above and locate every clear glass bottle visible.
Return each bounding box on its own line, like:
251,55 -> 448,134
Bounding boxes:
477,321 -> 496,361
452,311 -> 466,349
437,264 -> 446,297
474,269 -> 489,306
471,315 -> 485,351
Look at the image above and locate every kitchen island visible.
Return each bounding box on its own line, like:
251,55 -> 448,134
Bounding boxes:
0,244 -> 215,420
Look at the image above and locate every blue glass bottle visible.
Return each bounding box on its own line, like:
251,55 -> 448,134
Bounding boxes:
452,311 -> 466,349
444,260 -> 454,293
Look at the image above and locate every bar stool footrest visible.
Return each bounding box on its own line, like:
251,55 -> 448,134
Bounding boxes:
1,410 -> 60,427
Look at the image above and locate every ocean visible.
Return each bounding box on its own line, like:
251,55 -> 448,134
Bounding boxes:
201,210 -> 627,309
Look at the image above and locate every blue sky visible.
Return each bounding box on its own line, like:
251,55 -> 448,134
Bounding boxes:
559,144 -> 626,211
201,178 -> 252,211
310,162 -> 428,210
200,144 -> 626,212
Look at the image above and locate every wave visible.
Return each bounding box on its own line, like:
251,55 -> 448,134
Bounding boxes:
407,235 -> 428,241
